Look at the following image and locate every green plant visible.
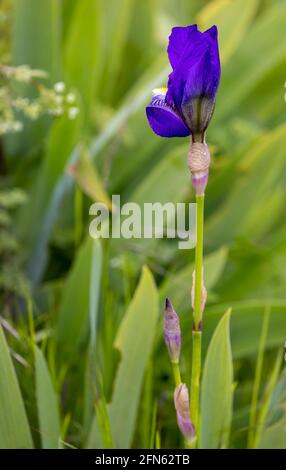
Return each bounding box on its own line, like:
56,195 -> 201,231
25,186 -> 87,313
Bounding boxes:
0,0 -> 286,450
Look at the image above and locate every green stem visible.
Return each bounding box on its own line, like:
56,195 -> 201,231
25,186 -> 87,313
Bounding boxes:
248,306 -> 270,448
194,195 -> 204,328
190,330 -> 202,442
172,361 -> 182,387
190,194 -> 205,447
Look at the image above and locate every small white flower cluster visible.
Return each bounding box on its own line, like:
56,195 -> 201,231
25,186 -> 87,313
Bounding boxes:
52,81 -> 80,120
0,120 -> 23,135
0,66 -> 80,135
1,64 -> 48,82
0,85 -> 23,135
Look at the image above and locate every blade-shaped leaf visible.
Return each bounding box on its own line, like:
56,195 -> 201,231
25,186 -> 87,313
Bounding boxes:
64,0 -> 101,116
17,112 -> 82,282
87,266 -> 158,449
259,368 -> 286,449
56,237 -> 102,359
35,346 -> 61,449
200,309 -> 233,449
0,326 -> 33,449
109,266 -> 158,448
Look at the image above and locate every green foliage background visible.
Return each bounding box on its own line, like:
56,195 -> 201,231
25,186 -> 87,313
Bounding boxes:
0,0 -> 286,449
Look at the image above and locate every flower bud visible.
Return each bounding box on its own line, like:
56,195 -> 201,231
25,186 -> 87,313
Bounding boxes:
188,142 -> 210,195
164,298 -> 181,363
174,384 -> 196,444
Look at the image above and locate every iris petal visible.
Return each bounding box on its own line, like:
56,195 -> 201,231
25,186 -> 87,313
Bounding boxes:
166,36 -> 210,113
167,25 -> 198,69
182,47 -> 219,106
146,94 -> 190,138
205,25 -> 218,40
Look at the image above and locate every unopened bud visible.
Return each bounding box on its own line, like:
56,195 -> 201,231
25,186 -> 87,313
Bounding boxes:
188,142 -> 210,195
174,384 -> 196,444
191,268 -> 207,325
164,298 -> 181,363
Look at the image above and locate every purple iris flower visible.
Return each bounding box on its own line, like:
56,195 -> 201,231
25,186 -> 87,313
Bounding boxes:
146,25 -> 220,142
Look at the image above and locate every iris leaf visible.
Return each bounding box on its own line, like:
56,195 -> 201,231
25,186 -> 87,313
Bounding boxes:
0,326 -> 33,449
56,237 -> 102,360
200,308 -> 233,448
35,346 -> 61,449
87,266 -> 158,448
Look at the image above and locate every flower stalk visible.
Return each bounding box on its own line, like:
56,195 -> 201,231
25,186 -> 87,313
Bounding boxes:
146,22 -> 220,449
188,139 -> 209,446
193,194 -> 205,329
190,194 -> 204,446
172,362 -> 182,387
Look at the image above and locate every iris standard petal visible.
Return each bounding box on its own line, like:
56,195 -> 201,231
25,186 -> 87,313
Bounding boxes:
182,46 -> 219,105
205,25 -> 218,40
167,24 -> 198,69
166,36 -> 210,112
204,26 -> 220,96
166,31 -> 220,106
146,94 -> 190,138
178,52 -> 218,136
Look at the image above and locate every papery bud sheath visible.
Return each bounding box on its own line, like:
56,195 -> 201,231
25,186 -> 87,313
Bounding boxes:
188,142 -> 210,195
174,384 -> 196,444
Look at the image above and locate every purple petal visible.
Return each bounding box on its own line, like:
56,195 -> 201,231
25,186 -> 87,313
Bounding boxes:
167,25 -> 198,69
204,25 -> 220,96
205,25 -> 218,40
146,93 -> 190,138
183,48 -> 218,101
165,24 -> 220,137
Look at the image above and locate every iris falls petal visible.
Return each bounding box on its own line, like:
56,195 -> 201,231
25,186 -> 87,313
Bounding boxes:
146,91 -> 190,138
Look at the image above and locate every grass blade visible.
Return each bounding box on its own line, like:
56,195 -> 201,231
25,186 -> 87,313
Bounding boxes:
248,306 -> 271,448
35,346 -> 61,449
254,350 -> 282,448
0,326 -> 33,449
56,237 -> 102,360
259,368 -> 286,449
108,266 -> 158,448
200,309 -> 233,449
64,0 -> 102,118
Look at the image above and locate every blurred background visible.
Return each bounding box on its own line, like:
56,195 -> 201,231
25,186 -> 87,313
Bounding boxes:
0,0 -> 286,449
